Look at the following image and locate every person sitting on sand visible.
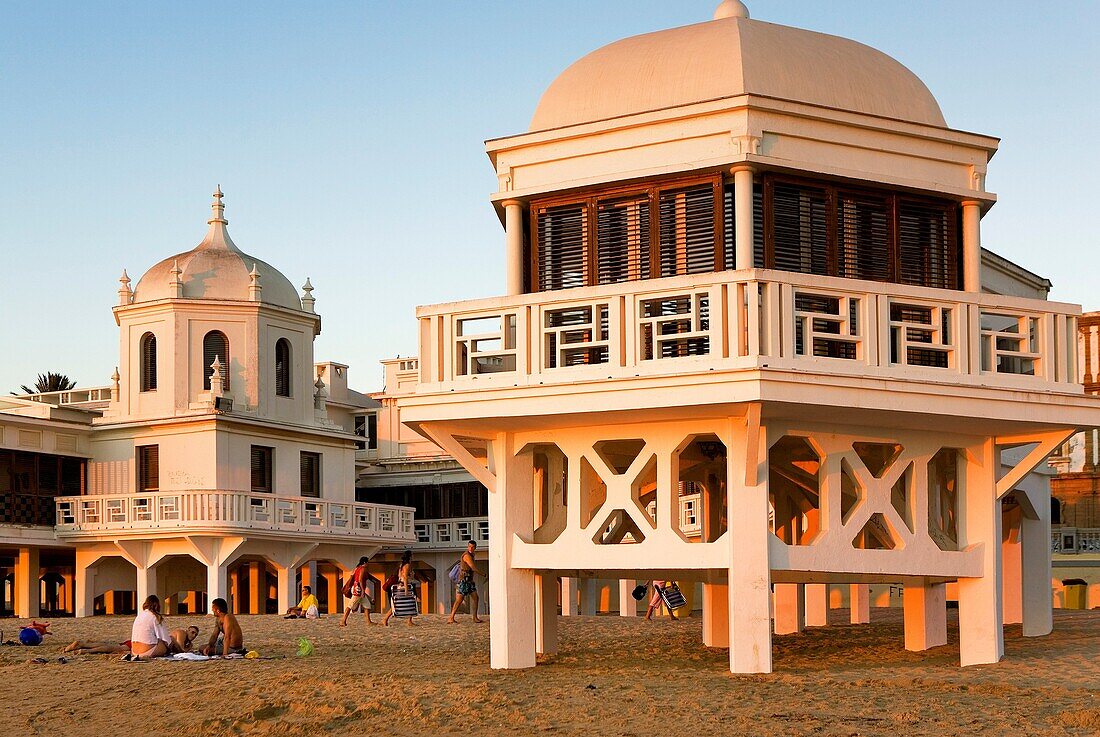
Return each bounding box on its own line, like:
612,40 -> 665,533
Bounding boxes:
340,556 -> 375,627
128,594 -> 172,660
201,598 -> 245,657
448,540 -> 483,624
62,639 -> 131,655
284,586 -> 320,619
168,625 -> 200,653
382,550 -> 417,627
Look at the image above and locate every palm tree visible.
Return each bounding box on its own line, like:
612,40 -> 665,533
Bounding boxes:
16,372 -> 76,395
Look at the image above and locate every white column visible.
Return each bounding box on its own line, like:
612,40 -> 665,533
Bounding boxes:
1001,507 -> 1023,626
135,564 -> 157,610
903,582 -> 948,651
805,583 -> 828,627
702,583 -> 729,648
850,584 -> 870,624
503,199 -> 525,296
1021,491 -> 1054,637
561,577 -> 578,616
958,440 -> 1004,666
75,552 -> 95,618
536,574 -> 558,656
619,579 -> 638,618
14,547 -> 40,619
962,201 -> 982,292
301,560 -> 318,591
729,430 -> 773,674
206,562 -> 228,612
579,578 -> 597,616
488,435 -> 537,669
276,566 -> 294,615
774,583 -> 804,635
434,561 -> 454,616
732,165 -> 755,270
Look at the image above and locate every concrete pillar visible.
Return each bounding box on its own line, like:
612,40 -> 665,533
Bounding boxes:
62,571 -> 75,615
14,547 -> 41,618
1002,508 -> 1023,625
183,591 -> 197,614
903,582 -> 948,651
228,567 -> 240,614
1021,503 -> 1053,637
535,574 -> 558,656
301,560 -> 318,592
619,579 -> 637,618
206,562 -> 228,612
958,440 -> 1004,666
850,584 -> 870,624
248,561 -> 263,614
774,583 -> 804,635
729,445 -> 773,674
962,201 -> 982,292
579,578 -> 597,616
561,577 -> 578,616
702,583 -> 729,648
805,583 -> 828,627
75,554 -> 95,618
325,566 -> 340,614
434,561 -> 454,615
732,165 -> 756,270
276,566 -> 293,615
135,564 -> 157,609
487,437 -> 537,669
503,199 -> 525,296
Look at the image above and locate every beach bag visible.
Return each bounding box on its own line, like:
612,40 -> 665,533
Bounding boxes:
631,584 -> 648,601
391,585 -> 420,618
657,582 -> 687,611
448,561 -> 462,583
342,566 -> 362,597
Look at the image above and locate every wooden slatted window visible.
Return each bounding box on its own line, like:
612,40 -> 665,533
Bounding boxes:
770,180 -> 830,276
658,184 -> 716,277
274,338 -> 291,397
898,199 -> 959,290
837,190 -> 892,283
536,203 -> 588,291
250,446 -> 273,493
137,445 -> 159,492
140,332 -> 157,392
597,195 -> 650,284
59,457 -> 84,495
203,330 -> 230,391
300,451 -> 320,498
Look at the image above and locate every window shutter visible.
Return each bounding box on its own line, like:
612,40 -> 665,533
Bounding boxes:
597,195 -> 650,284
837,191 -> 892,282
250,446 -> 272,493
300,452 -> 320,498
771,181 -> 829,275
658,184 -> 716,277
537,203 -> 588,291
203,331 -> 230,390
898,200 -> 958,290
140,333 -> 157,392
138,445 -> 159,492
275,339 -> 291,397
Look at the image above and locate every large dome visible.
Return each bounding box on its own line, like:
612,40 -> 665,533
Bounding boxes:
530,6 -> 946,131
133,189 -> 303,310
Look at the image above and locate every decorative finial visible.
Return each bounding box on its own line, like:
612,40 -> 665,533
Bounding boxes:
110,367 -> 120,402
301,277 -> 315,313
313,374 -> 328,414
169,259 -> 184,298
209,185 -> 227,225
209,356 -> 225,398
714,0 -> 749,20
118,269 -> 133,305
248,262 -> 262,301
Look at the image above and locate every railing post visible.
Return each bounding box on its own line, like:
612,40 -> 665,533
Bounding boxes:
777,283 -> 794,359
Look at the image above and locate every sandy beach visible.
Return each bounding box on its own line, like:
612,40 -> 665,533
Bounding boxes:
0,608 -> 1096,737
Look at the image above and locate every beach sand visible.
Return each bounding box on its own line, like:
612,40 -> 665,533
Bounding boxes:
1,608 -> 1097,736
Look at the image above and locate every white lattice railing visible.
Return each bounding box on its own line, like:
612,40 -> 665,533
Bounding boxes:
412,516 -> 491,550
1052,527 -> 1100,554
55,491 -> 416,542
415,268 -> 1080,392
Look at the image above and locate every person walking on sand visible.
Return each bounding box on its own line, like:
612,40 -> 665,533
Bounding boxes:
448,540 -> 483,624
382,549 -> 418,627
340,556 -> 375,627
201,598 -> 245,657
127,595 -> 172,660
645,580 -> 668,621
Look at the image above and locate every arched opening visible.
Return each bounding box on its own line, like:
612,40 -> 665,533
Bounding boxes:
202,330 -> 230,390
139,332 -> 157,391
275,338 -> 291,397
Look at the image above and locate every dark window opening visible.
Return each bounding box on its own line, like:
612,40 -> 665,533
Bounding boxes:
140,332 -> 157,392
275,338 -> 291,398
250,446 -> 273,493
137,445 -> 159,492
300,451 -> 321,498
203,331 -> 230,391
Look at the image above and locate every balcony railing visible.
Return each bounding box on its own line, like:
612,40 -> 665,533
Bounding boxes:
55,490 -> 416,542
415,269 -> 1080,393
1052,527 -> 1100,554
412,516 -> 490,550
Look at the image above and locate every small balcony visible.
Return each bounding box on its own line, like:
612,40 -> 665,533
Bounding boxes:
55,490 -> 416,543
1052,527 -> 1100,555
412,516 -> 490,550
413,268 -> 1080,397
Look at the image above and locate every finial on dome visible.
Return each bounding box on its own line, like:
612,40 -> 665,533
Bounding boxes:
209,185 -> 227,225
118,269 -> 132,305
169,259 -> 184,298
301,277 -> 316,313
713,0 -> 749,20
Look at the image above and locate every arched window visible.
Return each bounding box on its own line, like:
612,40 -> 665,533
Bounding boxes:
275,338 -> 291,397
139,332 -> 157,392
203,330 -> 230,391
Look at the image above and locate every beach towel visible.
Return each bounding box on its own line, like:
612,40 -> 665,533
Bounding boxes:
172,652 -> 210,660
391,586 -> 420,618
657,582 -> 687,611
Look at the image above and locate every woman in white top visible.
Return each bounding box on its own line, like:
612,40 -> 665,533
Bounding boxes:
130,595 -> 171,660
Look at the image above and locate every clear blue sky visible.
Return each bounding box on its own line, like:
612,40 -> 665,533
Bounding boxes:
1,1 -> 1097,393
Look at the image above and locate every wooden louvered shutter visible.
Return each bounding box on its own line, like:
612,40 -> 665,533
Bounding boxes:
658,184 -> 716,277
837,191 -> 892,282
137,445 -> 159,492
597,195 -> 650,284
769,180 -> 829,275
251,446 -> 272,493
203,331 -> 229,390
140,333 -> 157,392
300,451 -> 320,498
536,203 -> 588,291
898,200 -> 958,289
275,339 -> 291,397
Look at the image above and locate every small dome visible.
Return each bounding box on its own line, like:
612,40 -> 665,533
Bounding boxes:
133,189 -> 302,310
530,13 -> 946,131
